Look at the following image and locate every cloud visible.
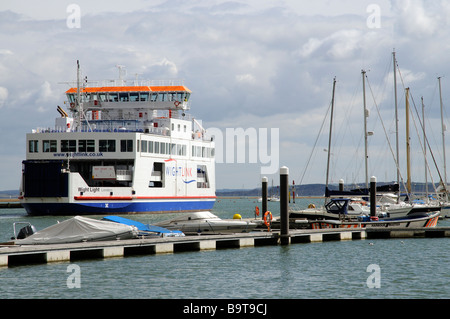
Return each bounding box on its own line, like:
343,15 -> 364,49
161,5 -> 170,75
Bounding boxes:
390,0 -> 442,38
0,1 -> 450,190
0,86 -> 8,107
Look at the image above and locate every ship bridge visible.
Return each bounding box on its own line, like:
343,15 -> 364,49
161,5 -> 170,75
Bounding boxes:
65,84 -> 192,116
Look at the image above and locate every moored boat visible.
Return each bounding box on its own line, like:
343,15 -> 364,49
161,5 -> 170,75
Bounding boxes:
153,211 -> 259,235
310,211 -> 440,229
13,216 -> 139,245
19,62 -> 215,215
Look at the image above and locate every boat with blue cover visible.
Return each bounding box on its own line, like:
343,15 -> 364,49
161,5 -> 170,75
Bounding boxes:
102,215 -> 184,237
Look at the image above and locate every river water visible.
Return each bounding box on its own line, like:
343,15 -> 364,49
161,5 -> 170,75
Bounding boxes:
0,198 -> 448,300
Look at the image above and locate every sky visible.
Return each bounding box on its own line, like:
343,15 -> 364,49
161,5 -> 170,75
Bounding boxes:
1,0 -> 450,191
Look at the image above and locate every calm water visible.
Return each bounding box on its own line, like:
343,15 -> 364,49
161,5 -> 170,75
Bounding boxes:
0,198 -> 448,299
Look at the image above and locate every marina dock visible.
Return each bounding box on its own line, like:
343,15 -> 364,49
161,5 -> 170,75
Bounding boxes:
1,226 -> 449,267
2,167 -> 449,268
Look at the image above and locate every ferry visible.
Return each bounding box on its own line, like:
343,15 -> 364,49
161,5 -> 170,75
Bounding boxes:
19,62 -> 216,215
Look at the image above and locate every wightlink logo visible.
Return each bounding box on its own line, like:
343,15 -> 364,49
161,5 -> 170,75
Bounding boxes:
206,126 -> 279,175
165,166 -> 193,178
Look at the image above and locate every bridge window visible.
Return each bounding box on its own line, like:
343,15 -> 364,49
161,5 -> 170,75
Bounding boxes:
120,139 -> 133,152
99,93 -> 107,102
61,140 -> 76,152
99,140 -> 116,152
168,93 -> 176,101
79,140 -> 95,152
150,93 -> 157,102
140,92 -> 149,101
43,140 -> 57,152
108,93 -> 118,102
129,92 -> 139,102
119,93 -> 129,102
158,93 -> 167,102
29,140 -> 39,153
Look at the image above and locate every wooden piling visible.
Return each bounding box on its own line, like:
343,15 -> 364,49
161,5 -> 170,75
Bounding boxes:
262,176 -> 268,221
280,166 -> 290,245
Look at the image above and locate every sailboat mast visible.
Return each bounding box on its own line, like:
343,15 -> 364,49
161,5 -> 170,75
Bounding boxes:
362,70 -> 369,188
438,76 -> 447,189
405,87 -> 411,194
422,97 -> 428,201
325,77 -> 337,189
393,51 -> 400,201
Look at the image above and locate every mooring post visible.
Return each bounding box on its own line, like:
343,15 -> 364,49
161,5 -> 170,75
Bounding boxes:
339,179 -> 344,191
370,176 -> 378,221
262,176 -> 268,221
280,166 -> 290,245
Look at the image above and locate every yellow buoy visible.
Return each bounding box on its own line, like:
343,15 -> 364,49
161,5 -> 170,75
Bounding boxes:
233,214 -> 242,219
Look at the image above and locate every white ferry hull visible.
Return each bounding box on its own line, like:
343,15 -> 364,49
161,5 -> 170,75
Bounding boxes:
21,197 -> 215,216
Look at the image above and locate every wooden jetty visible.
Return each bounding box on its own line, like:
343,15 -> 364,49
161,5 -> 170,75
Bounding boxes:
1,226 -> 449,267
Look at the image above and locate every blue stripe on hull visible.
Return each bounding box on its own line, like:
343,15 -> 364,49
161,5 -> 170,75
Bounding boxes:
22,200 -> 215,216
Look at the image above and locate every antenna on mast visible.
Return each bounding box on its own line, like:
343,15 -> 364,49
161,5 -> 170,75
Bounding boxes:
116,65 -> 126,85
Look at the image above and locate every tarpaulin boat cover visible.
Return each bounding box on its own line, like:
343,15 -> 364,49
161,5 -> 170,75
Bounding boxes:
15,216 -> 138,245
102,216 -> 184,237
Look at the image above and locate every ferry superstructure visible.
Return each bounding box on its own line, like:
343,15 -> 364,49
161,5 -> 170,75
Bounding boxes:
19,63 -> 216,215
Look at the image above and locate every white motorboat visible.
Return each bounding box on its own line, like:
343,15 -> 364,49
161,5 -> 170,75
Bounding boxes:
154,211 -> 259,235
14,216 -> 139,245
310,211 -> 440,229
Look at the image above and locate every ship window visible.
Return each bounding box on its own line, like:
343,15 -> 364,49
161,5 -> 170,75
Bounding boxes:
99,93 -> 107,102
149,162 -> 164,188
99,140 -> 116,152
108,93 -> 118,102
119,93 -> 129,102
177,92 -> 184,101
61,140 -> 76,152
158,93 -> 167,102
154,141 -> 160,154
171,143 -> 176,155
120,139 -> 133,152
184,93 -> 190,102
79,140 -> 95,152
148,141 -> 154,153
29,140 -> 39,153
197,165 -> 209,188
129,92 -> 139,102
67,94 -> 75,103
168,93 -> 176,101
43,140 -> 57,152
150,93 -> 157,102
160,142 -> 166,154
141,140 -> 148,153
140,92 -> 149,101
